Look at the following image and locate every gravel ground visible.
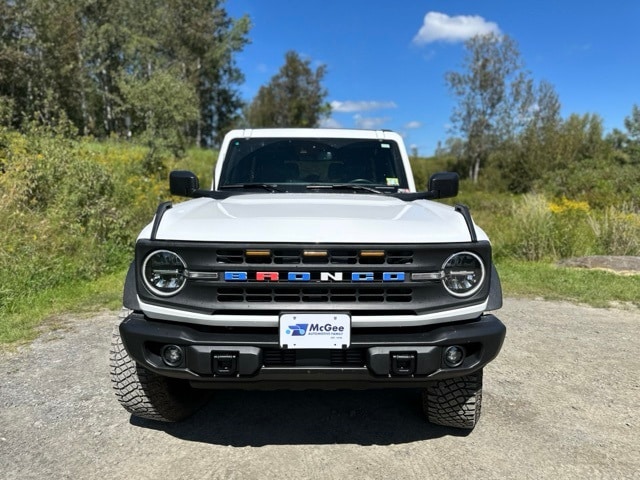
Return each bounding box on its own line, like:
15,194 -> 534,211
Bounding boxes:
1,298 -> 639,479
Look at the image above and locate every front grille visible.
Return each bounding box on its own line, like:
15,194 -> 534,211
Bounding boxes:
263,348 -> 366,367
217,286 -> 413,303
216,248 -> 413,265
136,239 -> 493,315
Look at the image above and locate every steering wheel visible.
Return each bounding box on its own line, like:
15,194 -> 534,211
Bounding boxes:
348,178 -> 375,184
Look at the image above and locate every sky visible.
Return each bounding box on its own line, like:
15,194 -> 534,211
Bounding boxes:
226,0 -> 640,156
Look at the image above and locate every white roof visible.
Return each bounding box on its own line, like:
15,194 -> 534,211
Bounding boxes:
224,128 -> 403,141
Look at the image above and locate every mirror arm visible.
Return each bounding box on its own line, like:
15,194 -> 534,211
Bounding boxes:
391,190 -> 438,201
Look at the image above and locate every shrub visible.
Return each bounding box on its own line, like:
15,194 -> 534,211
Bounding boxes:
547,197 -> 596,258
505,194 -> 557,261
499,194 -> 597,261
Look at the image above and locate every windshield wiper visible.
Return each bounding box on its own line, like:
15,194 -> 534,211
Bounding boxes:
306,184 -> 385,195
219,183 -> 284,192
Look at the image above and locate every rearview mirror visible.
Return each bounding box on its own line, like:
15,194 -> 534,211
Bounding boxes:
170,170 -> 200,197
427,172 -> 459,199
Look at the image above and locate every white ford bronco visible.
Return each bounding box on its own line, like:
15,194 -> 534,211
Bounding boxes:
110,128 -> 505,429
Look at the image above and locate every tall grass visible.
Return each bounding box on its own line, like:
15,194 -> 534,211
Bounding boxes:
588,205 -> 640,255
476,192 -> 640,261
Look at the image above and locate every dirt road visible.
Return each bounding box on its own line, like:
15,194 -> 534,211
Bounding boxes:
1,298 -> 639,479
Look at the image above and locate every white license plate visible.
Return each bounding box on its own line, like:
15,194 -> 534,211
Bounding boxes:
279,313 -> 351,349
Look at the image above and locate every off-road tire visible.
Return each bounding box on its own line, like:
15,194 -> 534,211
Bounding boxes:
109,308 -> 208,422
422,369 -> 483,429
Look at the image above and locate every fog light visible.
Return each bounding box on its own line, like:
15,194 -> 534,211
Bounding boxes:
444,346 -> 465,368
161,345 -> 184,367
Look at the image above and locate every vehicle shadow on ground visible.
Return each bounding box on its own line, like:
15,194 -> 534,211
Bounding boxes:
130,389 -> 469,446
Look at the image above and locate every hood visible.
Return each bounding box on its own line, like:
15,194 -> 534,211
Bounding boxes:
141,193 -> 487,244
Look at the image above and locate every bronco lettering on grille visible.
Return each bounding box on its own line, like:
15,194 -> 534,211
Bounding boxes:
223,271 -> 405,282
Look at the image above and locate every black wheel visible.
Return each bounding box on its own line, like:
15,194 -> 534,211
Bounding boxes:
109,308 -> 209,422
422,369 -> 483,429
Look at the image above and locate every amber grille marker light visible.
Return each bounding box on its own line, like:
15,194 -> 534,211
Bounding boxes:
246,250 -> 271,256
360,250 -> 385,257
303,250 -> 328,257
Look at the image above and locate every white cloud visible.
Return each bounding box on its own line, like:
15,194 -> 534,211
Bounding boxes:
353,114 -> 388,130
319,117 -> 343,129
331,100 -> 397,113
404,121 -> 422,129
413,12 -> 500,45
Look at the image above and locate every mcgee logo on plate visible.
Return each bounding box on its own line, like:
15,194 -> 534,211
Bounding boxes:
286,324 -> 308,336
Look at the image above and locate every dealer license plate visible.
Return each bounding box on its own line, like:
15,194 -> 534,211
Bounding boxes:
279,313 -> 351,349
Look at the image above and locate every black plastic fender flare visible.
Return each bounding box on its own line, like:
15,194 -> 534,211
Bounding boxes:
122,262 -> 141,311
487,264 -> 503,311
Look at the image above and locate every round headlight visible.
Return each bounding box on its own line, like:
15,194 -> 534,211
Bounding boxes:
441,251 -> 485,297
142,250 -> 187,296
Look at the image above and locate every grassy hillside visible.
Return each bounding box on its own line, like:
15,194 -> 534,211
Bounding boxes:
0,130 -> 216,343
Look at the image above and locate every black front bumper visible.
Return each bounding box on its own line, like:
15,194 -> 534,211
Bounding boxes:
119,313 -> 506,389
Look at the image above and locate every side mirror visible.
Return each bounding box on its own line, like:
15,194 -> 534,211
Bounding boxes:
170,170 -> 200,197
427,172 -> 459,199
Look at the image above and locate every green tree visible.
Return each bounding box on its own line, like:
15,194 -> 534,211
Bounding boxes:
0,0 -> 55,128
118,68 -> 199,155
607,105 -> 640,164
158,0 -> 250,145
0,0 -> 250,144
491,80 -> 562,192
624,104 -> 640,140
245,51 -> 330,128
535,113 -> 619,205
445,33 -> 538,182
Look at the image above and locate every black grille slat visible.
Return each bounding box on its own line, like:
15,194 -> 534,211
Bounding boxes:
263,349 -> 296,366
273,249 -> 301,264
263,349 -> 366,367
330,287 -> 357,303
216,287 -> 413,303
386,249 -> 413,265
214,248 -> 413,265
329,249 -> 358,264
216,249 -> 244,264
329,349 -> 366,366
302,287 -> 330,302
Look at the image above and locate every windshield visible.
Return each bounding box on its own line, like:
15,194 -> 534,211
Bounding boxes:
218,137 -> 409,192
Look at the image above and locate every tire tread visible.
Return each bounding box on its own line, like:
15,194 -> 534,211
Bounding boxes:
422,370 -> 483,429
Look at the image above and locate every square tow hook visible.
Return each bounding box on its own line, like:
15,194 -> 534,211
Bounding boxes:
212,352 -> 238,376
390,352 -> 417,376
